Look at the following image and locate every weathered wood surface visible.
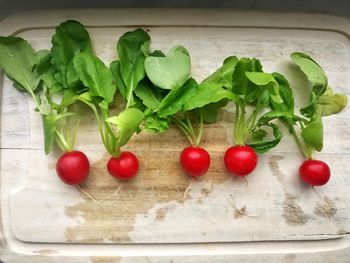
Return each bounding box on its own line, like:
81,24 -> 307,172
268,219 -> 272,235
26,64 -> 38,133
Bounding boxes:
0,9 -> 349,262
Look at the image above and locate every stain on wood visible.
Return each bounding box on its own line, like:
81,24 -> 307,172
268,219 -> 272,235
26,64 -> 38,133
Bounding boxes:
64,126 -> 229,242
233,206 -> 248,219
268,155 -> 309,225
268,155 -> 285,184
314,197 -> 337,219
90,256 -> 121,263
282,194 -> 308,225
155,207 -> 168,222
200,188 -> 211,197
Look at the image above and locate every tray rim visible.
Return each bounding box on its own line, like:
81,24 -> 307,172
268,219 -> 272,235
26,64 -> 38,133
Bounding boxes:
0,8 -> 349,36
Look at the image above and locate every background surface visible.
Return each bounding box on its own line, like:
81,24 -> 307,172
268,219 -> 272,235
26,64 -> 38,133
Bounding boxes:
0,0 -> 350,21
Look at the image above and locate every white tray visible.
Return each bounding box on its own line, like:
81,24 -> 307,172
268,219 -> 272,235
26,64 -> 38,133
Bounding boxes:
0,9 -> 349,262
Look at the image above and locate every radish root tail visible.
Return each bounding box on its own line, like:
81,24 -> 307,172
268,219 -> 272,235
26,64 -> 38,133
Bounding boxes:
76,184 -> 123,203
99,185 -> 122,202
76,185 -> 98,201
183,180 -> 193,200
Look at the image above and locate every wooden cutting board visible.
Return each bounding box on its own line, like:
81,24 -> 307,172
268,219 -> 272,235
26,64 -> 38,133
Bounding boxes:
0,9 -> 349,263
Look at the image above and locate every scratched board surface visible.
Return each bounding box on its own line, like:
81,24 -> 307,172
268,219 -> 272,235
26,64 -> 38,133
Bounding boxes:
0,11 -> 349,250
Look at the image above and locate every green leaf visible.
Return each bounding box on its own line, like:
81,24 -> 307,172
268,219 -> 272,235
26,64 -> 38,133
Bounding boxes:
0,36 -> 38,93
60,89 -> 79,107
38,84 -> 51,115
270,72 -> 294,114
131,95 -> 147,112
201,100 -> 229,123
134,79 -> 162,110
36,49 -> 50,60
202,56 -> 238,88
245,71 -> 283,104
157,78 -> 198,117
36,51 -> 63,94
36,50 -> 52,72
144,114 -> 170,133
251,129 -> 267,142
301,116 -> 323,152
78,91 -> 93,102
149,50 -> 165,57
73,52 -> 116,107
300,91 -> 317,118
248,122 -> 283,154
183,82 -> 237,111
245,71 -> 276,86
106,108 -> 144,147
291,52 -> 327,96
317,87 -> 348,116
110,60 -> 127,99
42,115 -> 57,154
258,110 -> 292,124
145,45 -> 191,90
117,28 -> 150,107
231,58 -> 263,101
66,61 -> 86,93
51,20 -> 92,88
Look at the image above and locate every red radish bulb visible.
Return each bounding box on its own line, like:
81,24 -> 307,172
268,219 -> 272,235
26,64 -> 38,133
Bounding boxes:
224,145 -> 257,176
56,151 -> 90,185
107,151 -> 139,180
180,146 -> 211,177
299,159 -> 330,186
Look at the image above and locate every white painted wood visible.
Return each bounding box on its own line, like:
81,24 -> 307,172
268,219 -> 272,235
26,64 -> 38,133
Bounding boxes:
0,9 -> 349,262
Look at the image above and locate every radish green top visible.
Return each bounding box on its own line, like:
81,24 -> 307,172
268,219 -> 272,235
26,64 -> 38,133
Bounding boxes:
200,56 -> 287,153
270,52 -> 348,159
0,22 -> 348,159
0,20 -> 91,154
68,28 -> 146,158
135,37 -> 234,146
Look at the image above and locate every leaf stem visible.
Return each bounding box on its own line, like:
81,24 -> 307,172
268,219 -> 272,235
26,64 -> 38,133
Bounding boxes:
234,103 -> 238,143
102,109 -> 121,157
234,102 -> 246,145
125,79 -> 134,109
186,117 -> 195,139
289,124 -> 314,159
102,109 -> 117,141
55,130 -> 72,152
172,117 -> 195,145
80,99 -> 107,148
243,103 -> 263,143
195,111 -> 204,146
65,106 -> 71,149
28,88 -> 45,115
55,137 -> 66,153
70,117 -> 81,150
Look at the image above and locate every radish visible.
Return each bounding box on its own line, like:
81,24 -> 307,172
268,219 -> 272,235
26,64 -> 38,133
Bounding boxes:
107,151 -> 139,179
206,57 -> 285,177
269,52 -> 347,186
56,151 -> 90,185
140,44 -> 235,178
0,20 -> 93,185
224,145 -> 257,176
289,52 -> 347,186
72,29 -> 146,180
180,146 -> 211,177
143,45 -> 211,177
299,160 -> 330,186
